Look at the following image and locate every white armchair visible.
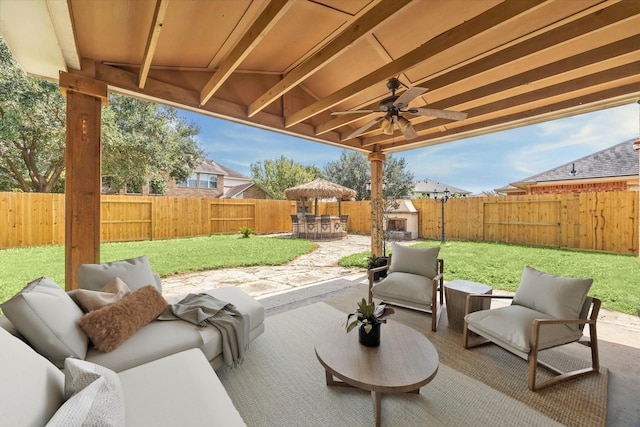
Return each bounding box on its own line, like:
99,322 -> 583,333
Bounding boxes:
368,244 -> 443,331
463,266 -> 600,391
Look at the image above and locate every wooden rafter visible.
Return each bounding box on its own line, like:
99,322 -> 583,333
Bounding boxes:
284,0 -> 548,128
138,0 -> 169,89
247,0 -> 411,118
199,0 -> 294,107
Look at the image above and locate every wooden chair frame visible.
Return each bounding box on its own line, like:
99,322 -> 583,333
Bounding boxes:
462,294 -> 601,391
368,256 -> 444,332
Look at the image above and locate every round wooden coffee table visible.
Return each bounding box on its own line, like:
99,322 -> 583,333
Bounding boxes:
315,318 -> 439,427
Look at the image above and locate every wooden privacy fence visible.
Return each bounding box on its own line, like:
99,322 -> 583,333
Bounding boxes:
0,191 -> 637,254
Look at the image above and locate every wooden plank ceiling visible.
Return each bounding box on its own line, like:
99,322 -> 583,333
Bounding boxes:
3,0 -> 640,155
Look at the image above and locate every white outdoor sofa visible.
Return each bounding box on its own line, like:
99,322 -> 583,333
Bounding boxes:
0,255 -> 265,426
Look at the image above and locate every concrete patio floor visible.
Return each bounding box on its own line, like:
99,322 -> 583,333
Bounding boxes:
162,233 -> 640,426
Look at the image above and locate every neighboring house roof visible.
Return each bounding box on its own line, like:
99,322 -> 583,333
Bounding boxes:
414,179 -> 472,196
210,160 -> 250,180
197,158 -> 228,175
504,138 -> 639,190
220,182 -> 275,199
222,182 -> 253,198
197,158 -> 250,180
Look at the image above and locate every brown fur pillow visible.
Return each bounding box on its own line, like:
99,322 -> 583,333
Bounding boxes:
79,285 -> 167,352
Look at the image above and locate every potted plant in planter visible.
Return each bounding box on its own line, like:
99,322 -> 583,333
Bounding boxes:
346,298 -> 394,347
367,254 -> 388,281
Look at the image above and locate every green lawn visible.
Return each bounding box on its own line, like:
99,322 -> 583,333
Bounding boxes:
0,235 -> 316,306
339,241 -> 640,316
2,236 -> 638,316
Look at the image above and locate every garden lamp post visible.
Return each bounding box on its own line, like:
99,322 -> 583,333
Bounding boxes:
436,188 -> 451,243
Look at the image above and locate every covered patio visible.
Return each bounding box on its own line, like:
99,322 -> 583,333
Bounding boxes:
1,1 -> 638,287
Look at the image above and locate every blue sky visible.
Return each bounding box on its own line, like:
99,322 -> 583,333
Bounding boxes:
178,103 -> 639,195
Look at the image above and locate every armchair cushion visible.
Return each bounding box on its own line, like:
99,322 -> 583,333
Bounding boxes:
372,272 -> 433,307
512,266 -> 592,331
465,305 -> 584,354
388,244 -> 439,278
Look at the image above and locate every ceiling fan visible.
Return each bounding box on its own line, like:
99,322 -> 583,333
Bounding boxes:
331,77 -> 468,140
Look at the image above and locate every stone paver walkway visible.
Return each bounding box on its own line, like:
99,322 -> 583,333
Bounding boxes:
161,234 -> 374,299
160,233 -> 640,349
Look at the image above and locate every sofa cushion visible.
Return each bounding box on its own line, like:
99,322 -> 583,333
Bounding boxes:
85,319 -> 209,372
80,285 -> 167,352
75,277 -> 132,312
0,327 -> 65,426
77,255 -> 160,292
388,244 -> 439,278
465,305 -> 584,354
118,348 -> 246,426
46,359 -> 125,427
1,276 -> 88,367
85,286 -> 265,372
512,266 -> 592,331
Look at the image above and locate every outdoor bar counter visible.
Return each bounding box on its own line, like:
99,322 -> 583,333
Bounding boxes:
291,215 -> 347,239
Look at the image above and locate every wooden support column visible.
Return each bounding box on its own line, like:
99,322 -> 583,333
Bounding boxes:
634,136 -> 640,257
60,73 -> 108,290
368,151 -> 386,257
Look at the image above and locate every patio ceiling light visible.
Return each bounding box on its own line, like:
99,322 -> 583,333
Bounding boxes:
380,116 -> 393,135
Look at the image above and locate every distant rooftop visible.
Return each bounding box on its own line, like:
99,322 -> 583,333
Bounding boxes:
508,138 -> 639,187
414,179 -> 472,196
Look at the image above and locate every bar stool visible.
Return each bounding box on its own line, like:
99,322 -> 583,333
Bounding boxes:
290,215 -> 301,237
320,215 -> 331,239
304,215 -> 318,239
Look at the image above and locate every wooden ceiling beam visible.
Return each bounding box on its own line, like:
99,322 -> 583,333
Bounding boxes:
199,0 -> 294,107
355,35 -> 640,144
382,82 -> 640,152
247,0 -> 411,118
363,65 -> 640,148
138,0 -> 169,89
90,62 -> 344,146
343,2 -> 640,145
284,0 -> 548,128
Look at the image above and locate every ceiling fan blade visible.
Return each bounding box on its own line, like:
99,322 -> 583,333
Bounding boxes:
400,122 -> 418,140
331,109 -> 378,115
408,107 -> 468,121
344,117 -> 383,140
393,86 -> 428,109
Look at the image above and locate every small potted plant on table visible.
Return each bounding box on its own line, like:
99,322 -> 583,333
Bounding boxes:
346,298 -> 394,347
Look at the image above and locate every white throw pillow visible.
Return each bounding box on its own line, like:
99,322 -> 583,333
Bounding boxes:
1,277 -> 88,368
75,277 -> 132,312
46,358 -> 125,427
77,255 -> 160,292
388,243 -> 440,278
512,266 -> 593,331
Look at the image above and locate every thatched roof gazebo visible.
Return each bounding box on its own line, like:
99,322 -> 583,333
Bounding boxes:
285,178 -> 356,216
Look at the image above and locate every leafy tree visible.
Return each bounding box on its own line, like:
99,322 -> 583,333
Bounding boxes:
324,151 -> 370,201
0,36 -> 202,193
324,150 -> 414,200
0,38 -> 66,192
382,155 -> 414,199
101,95 -> 202,193
250,156 -> 324,199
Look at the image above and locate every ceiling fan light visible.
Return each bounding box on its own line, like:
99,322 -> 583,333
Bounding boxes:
397,116 -> 410,131
379,117 -> 392,133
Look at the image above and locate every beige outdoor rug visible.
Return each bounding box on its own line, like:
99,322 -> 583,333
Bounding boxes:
326,288 -> 609,427
216,302 -> 599,427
